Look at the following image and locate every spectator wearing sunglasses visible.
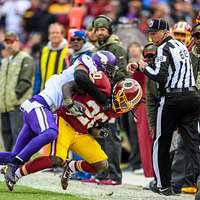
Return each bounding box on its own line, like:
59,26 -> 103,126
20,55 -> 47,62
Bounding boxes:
68,30 -> 94,66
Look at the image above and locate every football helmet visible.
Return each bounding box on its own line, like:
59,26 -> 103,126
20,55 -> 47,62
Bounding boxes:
196,12 -> 200,24
92,50 -> 118,79
112,78 -> 142,114
171,21 -> 192,47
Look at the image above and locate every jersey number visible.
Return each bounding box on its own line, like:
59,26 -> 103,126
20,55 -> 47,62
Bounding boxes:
77,100 -> 108,129
179,49 -> 189,59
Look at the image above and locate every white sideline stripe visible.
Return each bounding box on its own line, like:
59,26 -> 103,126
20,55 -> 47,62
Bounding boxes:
35,108 -> 46,132
153,96 -> 165,188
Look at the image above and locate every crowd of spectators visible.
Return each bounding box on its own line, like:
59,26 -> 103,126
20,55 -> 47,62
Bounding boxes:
0,0 -> 199,57
0,0 -> 200,190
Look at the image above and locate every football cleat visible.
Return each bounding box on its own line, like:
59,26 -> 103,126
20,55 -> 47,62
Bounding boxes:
61,160 -> 72,190
4,164 -> 18,191
5,179 -> 15,191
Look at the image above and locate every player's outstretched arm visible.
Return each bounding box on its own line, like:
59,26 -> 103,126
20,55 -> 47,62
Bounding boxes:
74,69 -> 109,106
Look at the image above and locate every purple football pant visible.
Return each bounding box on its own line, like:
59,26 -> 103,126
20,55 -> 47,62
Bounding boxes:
11,106 -> 58,162
0,152 -> 16,165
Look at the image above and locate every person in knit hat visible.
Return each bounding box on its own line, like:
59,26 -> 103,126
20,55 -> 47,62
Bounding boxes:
68,30 -> 94,65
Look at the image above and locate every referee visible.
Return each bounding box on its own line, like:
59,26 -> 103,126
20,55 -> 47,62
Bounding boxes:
135,18 -> 200,196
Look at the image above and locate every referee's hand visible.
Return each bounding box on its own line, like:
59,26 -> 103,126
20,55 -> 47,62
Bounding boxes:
126,62 -> 138,74
138,60 -> 148,72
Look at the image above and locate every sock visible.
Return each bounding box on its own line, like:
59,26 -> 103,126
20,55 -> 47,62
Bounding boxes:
68,160 -> 96,173
15,168 -> 23,182
20,156 -> 53,176
68,161 -> 76,172
12,156 -> 24,165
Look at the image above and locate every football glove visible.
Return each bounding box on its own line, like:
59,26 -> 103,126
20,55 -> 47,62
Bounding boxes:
88,121 -> 110,138
98,127 -> 109,138
88,127 -> 110,139
64,99 -> 85,116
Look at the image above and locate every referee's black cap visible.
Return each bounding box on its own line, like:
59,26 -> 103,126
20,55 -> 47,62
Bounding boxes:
146,18 -> 169,32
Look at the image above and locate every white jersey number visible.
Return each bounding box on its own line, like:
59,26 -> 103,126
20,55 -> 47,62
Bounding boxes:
77,100 -> 108,129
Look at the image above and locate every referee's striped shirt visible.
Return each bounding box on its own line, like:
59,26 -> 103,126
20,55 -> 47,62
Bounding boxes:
144,36 -> 195,89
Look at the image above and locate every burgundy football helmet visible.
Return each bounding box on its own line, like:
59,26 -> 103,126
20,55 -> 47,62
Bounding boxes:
92,50 -> 118,79
171,21 -> 192,47
112,78 -> 142,114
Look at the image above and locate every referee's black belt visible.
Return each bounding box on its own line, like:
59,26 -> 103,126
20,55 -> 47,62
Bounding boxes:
165,86 -> 197,93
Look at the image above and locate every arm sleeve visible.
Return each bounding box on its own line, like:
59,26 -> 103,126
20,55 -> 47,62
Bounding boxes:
15,57 -> 35,99
74,69 -> 108,106
144,47 -> 169,85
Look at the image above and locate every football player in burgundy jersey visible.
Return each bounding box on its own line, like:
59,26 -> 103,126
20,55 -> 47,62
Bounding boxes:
3,71 -> 142,191
0,52 -> 116,191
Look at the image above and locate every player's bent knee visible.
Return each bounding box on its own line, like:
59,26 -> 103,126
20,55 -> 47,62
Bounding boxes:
92,160 -> 108,173
45,128 -> 58,142
50,156 -> 63,167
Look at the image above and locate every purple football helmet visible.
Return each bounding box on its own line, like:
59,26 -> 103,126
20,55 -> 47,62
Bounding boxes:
92,50 -> 118,79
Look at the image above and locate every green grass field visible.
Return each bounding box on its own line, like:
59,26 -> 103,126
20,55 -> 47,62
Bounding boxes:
0,181 -> 92,200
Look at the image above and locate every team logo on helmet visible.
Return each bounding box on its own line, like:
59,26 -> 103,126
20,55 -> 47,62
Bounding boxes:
92,51 -> 117,79
112,78 -> 143,114
96,52 -> 108,65
171,21 -> 192,47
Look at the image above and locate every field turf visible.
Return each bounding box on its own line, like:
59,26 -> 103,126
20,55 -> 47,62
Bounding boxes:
0,181 -> 92,200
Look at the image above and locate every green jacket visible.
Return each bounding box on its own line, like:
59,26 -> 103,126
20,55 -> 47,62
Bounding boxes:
190,45 -> 200,89
146,78 -> 159,129
0,51 -> 35,112
95,34 -> 128,84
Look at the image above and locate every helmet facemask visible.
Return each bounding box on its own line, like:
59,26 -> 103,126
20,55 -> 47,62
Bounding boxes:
106,63 -> 118,79
112,79 -> 143,114
173,32 -> 191,46
112,89 -> 131,113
